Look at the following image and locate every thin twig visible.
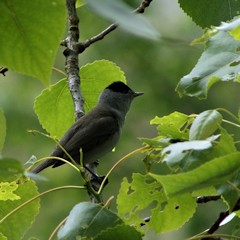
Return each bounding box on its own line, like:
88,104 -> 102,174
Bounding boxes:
64,0 -> 84,120
0,67 -> 8,76
196,195 -> 221,204
79,0 -> 154,53
207,198 -> 240,234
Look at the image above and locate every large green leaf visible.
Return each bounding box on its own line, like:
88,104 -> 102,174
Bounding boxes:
177,31 -> 240,98
150,152 -> 240,197
95,224 -> 142,240
150,192 -> 196,233
86,0 -> 159,40
34,60 -> 126,138
0,179 -> 40,240
0,158 -> 23,182
178,0 -> 240,28
117,173 -> 196,233
57,202 -> 124,239
0,0 -> 66,85
0,108 -> 6,153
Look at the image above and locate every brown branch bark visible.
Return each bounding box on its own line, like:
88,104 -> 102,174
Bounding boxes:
64,0 -> 84,121
78,0 -> 154,53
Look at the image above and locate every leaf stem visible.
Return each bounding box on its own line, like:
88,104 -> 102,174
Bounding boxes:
48,216 -> 68,240
97,146 -> 149,195
187,233 -> 240,240
216,108 -> 240,124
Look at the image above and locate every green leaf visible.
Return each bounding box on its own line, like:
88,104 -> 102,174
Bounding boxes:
57,202 -> 123,239
0,0 -> 66,85
0,108 -> 6,153
117,174 -> 196,234
95,224 -> 142,240
86,0 -> 159,40
80,60 -> 126,112
34,79 -> 73,139
0,181 -> 20,201
117,173 -> 164,229
189,110 -> 222,140
150,193 -> 197,233
176,31 -> 240,98
0,158 -> 23,182
150,153 -> 240,197
150,112 -> 192,139
162,140 -> 214,167
34,60 -> 126,138
178,0 -> 240,28
179,127 -> 236,171
0,179 -> 40,240
0,232 -> 7,240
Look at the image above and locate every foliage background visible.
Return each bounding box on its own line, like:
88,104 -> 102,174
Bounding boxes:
0,0 -> 240,239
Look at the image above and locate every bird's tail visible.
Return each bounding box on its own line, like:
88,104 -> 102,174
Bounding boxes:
30,159 -> 56,174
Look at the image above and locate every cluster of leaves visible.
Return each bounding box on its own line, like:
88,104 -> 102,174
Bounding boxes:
118,110 -> 240,236
1,0 -> 240,240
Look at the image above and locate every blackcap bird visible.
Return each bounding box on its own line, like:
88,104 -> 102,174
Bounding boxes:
31,81 -> 143,173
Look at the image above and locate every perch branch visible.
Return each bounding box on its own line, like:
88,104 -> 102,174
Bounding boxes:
64,0 -> 84,120
78,0 -> 154,53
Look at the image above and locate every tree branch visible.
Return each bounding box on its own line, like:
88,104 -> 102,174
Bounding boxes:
78,0 -> 154,53
64,0 -> 84,120
207,198 -> 240,235
196,195 -> 221,204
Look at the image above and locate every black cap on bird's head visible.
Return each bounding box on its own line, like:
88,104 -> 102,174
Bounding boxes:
98,81 -> 143,113
106,81 -> 143,98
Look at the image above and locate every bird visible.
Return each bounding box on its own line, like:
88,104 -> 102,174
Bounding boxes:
30,81 -> 143,174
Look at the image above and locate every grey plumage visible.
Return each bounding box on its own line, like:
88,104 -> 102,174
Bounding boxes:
31,81 -> 143,173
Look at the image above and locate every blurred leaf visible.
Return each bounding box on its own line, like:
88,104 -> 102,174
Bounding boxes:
86,0 -> 159,40
57,202 -> 123,239
34,60 -> 126,138
178,0 -> 240,28
177,31 -> 240,98
76,0 -> 85,8
0,0 -> 66,85
0,108 -> 6,153
189,110 -> 222,140
95,224 -> 142,240
150,152 -> 240,197
0,232 -> 7,240
0,181 -> 20,201
117,173 -> 196,233
0,158 -> 23,182
0,179 -> 40,240
217,17 -> 240,40
150,112 -> 192,139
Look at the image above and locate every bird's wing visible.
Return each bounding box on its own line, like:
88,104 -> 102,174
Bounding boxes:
50,108 -> 120,168
63,112 -> 119,155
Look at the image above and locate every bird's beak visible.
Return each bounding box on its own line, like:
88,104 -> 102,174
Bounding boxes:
133,92 -> 144,97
